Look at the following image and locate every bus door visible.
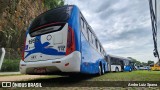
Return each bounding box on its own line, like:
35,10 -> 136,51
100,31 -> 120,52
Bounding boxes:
120,60 -> 124,71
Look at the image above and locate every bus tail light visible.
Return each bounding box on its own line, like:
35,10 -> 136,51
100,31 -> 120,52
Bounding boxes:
66,26 -> 75,55
22,38 -> 26,61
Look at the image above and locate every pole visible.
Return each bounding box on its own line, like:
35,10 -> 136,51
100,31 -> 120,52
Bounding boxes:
0,48 -> 5,70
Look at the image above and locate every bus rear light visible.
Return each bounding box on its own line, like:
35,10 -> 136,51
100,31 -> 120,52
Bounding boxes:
65,63 -> 69,66
66,26 -> 75,55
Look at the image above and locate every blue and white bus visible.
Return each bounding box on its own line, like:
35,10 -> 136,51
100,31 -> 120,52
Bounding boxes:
20,5 -> 108,75
106,55 -> 132,72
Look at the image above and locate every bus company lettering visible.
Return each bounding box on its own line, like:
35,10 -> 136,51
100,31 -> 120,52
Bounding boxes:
12,82 -> 42,87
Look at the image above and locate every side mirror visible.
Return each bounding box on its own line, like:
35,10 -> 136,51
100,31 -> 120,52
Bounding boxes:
153,50 -> 158,57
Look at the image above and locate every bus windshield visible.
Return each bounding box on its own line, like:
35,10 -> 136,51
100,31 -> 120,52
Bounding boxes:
29,5 -> 73,36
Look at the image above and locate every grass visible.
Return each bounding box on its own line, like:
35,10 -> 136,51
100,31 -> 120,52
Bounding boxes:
1,58 -> 20,72
92,70 -> 160,81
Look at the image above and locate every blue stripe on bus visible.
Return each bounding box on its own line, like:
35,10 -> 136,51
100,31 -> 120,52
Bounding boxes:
25,35 -> 65,58
68,6 -> 81,52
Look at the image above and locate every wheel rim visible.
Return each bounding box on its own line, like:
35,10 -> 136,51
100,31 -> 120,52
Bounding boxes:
99,66 -> 101,75
116,68 -> 118,72
102,66 -> 105,74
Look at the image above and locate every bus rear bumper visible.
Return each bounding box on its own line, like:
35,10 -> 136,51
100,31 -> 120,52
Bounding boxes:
20,51 -> 81,74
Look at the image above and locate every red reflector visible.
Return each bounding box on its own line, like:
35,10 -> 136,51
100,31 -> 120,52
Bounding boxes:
65,63 -> 69,66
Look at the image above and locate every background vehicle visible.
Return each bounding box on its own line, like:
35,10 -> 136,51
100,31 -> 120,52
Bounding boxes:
20,5 -> 108,75
150,62 -> 160,71
106,55 -> 132,72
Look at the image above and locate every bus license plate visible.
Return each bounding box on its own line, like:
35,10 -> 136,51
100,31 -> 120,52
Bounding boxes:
34,68 -> 46,73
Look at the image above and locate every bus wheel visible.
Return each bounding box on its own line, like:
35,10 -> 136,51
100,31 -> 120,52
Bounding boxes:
115,67 -> 119,72
129,68 -> 132,72
98,65 -> 102,76
102,65 -> 105,75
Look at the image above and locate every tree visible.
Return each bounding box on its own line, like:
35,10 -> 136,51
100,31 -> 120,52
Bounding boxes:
44,0 -> 64,9
141,62 -> 148,66
147,60 -> 154,65
127,57 -> 141,65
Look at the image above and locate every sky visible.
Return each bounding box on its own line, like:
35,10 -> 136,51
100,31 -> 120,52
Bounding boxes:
65,0 -> 158,63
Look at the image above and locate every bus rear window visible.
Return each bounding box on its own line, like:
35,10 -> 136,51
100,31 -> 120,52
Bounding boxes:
30,23 -> 65,37
29,5 -> 73,36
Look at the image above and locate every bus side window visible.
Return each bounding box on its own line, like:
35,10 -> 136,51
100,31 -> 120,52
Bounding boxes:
91,34 -> 94,44
81,18 -> 88,41
84,23 -> 89,41
88,28 -> 92,43
99,45 -> 101,53
99,43 -> 101,53
92,35 -> 96,47
81,18 -> 83,28
95,39 -> 98,49
103,51 -> 105,56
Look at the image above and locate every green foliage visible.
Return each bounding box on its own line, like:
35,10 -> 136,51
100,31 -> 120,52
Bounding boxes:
141,62 -> 148,66
92,71 -> 160,81
147,60 -> 154,65
44,0 -> 64,9
1,59 -> 20,72
128,57 -> 141,65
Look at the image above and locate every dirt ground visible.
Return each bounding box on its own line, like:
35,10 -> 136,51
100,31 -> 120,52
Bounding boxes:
0,75 -> 48,81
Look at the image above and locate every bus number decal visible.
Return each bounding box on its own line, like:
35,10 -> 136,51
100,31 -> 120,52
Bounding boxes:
28,38 -> 39,44
58,46 -> 65,52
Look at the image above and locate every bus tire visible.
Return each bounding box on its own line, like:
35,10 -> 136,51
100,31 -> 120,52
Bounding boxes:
129,68 -> 132,72
115,67 -> 119,72
101,65 -> 105,75
98,65 -> 102,76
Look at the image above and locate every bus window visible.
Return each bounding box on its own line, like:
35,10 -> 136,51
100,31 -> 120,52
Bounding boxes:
91,34 -> 94,44
29,6 -> 72,33
92,35 -> 96,47
30,23 -> 65,37
81,18 -> 84,28
95,39 -> 98,49
88,28 -> 92,43
81,18 -> 88,41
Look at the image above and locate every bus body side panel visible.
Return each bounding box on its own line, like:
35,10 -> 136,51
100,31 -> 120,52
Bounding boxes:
80,33 -> 108,74
124,65 -> 132,71
110,65 -> 121,71
67,6 -> 108,74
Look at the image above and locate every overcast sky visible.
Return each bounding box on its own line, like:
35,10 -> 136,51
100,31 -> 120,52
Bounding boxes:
65,0 -> 157,63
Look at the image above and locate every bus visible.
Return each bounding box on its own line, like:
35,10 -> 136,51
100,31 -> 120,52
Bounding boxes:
150,62 -> 160,71
106,55 -> 132,72
20,5 -> 108,75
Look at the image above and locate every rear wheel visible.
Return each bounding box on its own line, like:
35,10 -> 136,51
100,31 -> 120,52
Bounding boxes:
129,68 -> 132,72
98,65 -> 102,75
102,65 -> 105,75
115,67 -> 119,72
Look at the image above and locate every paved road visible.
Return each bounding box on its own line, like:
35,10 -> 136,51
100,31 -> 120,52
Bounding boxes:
0,72 -> 20,75
0,75 -> 48,81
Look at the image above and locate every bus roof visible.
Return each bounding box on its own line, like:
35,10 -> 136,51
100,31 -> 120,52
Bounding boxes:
107,54 -> 131,61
